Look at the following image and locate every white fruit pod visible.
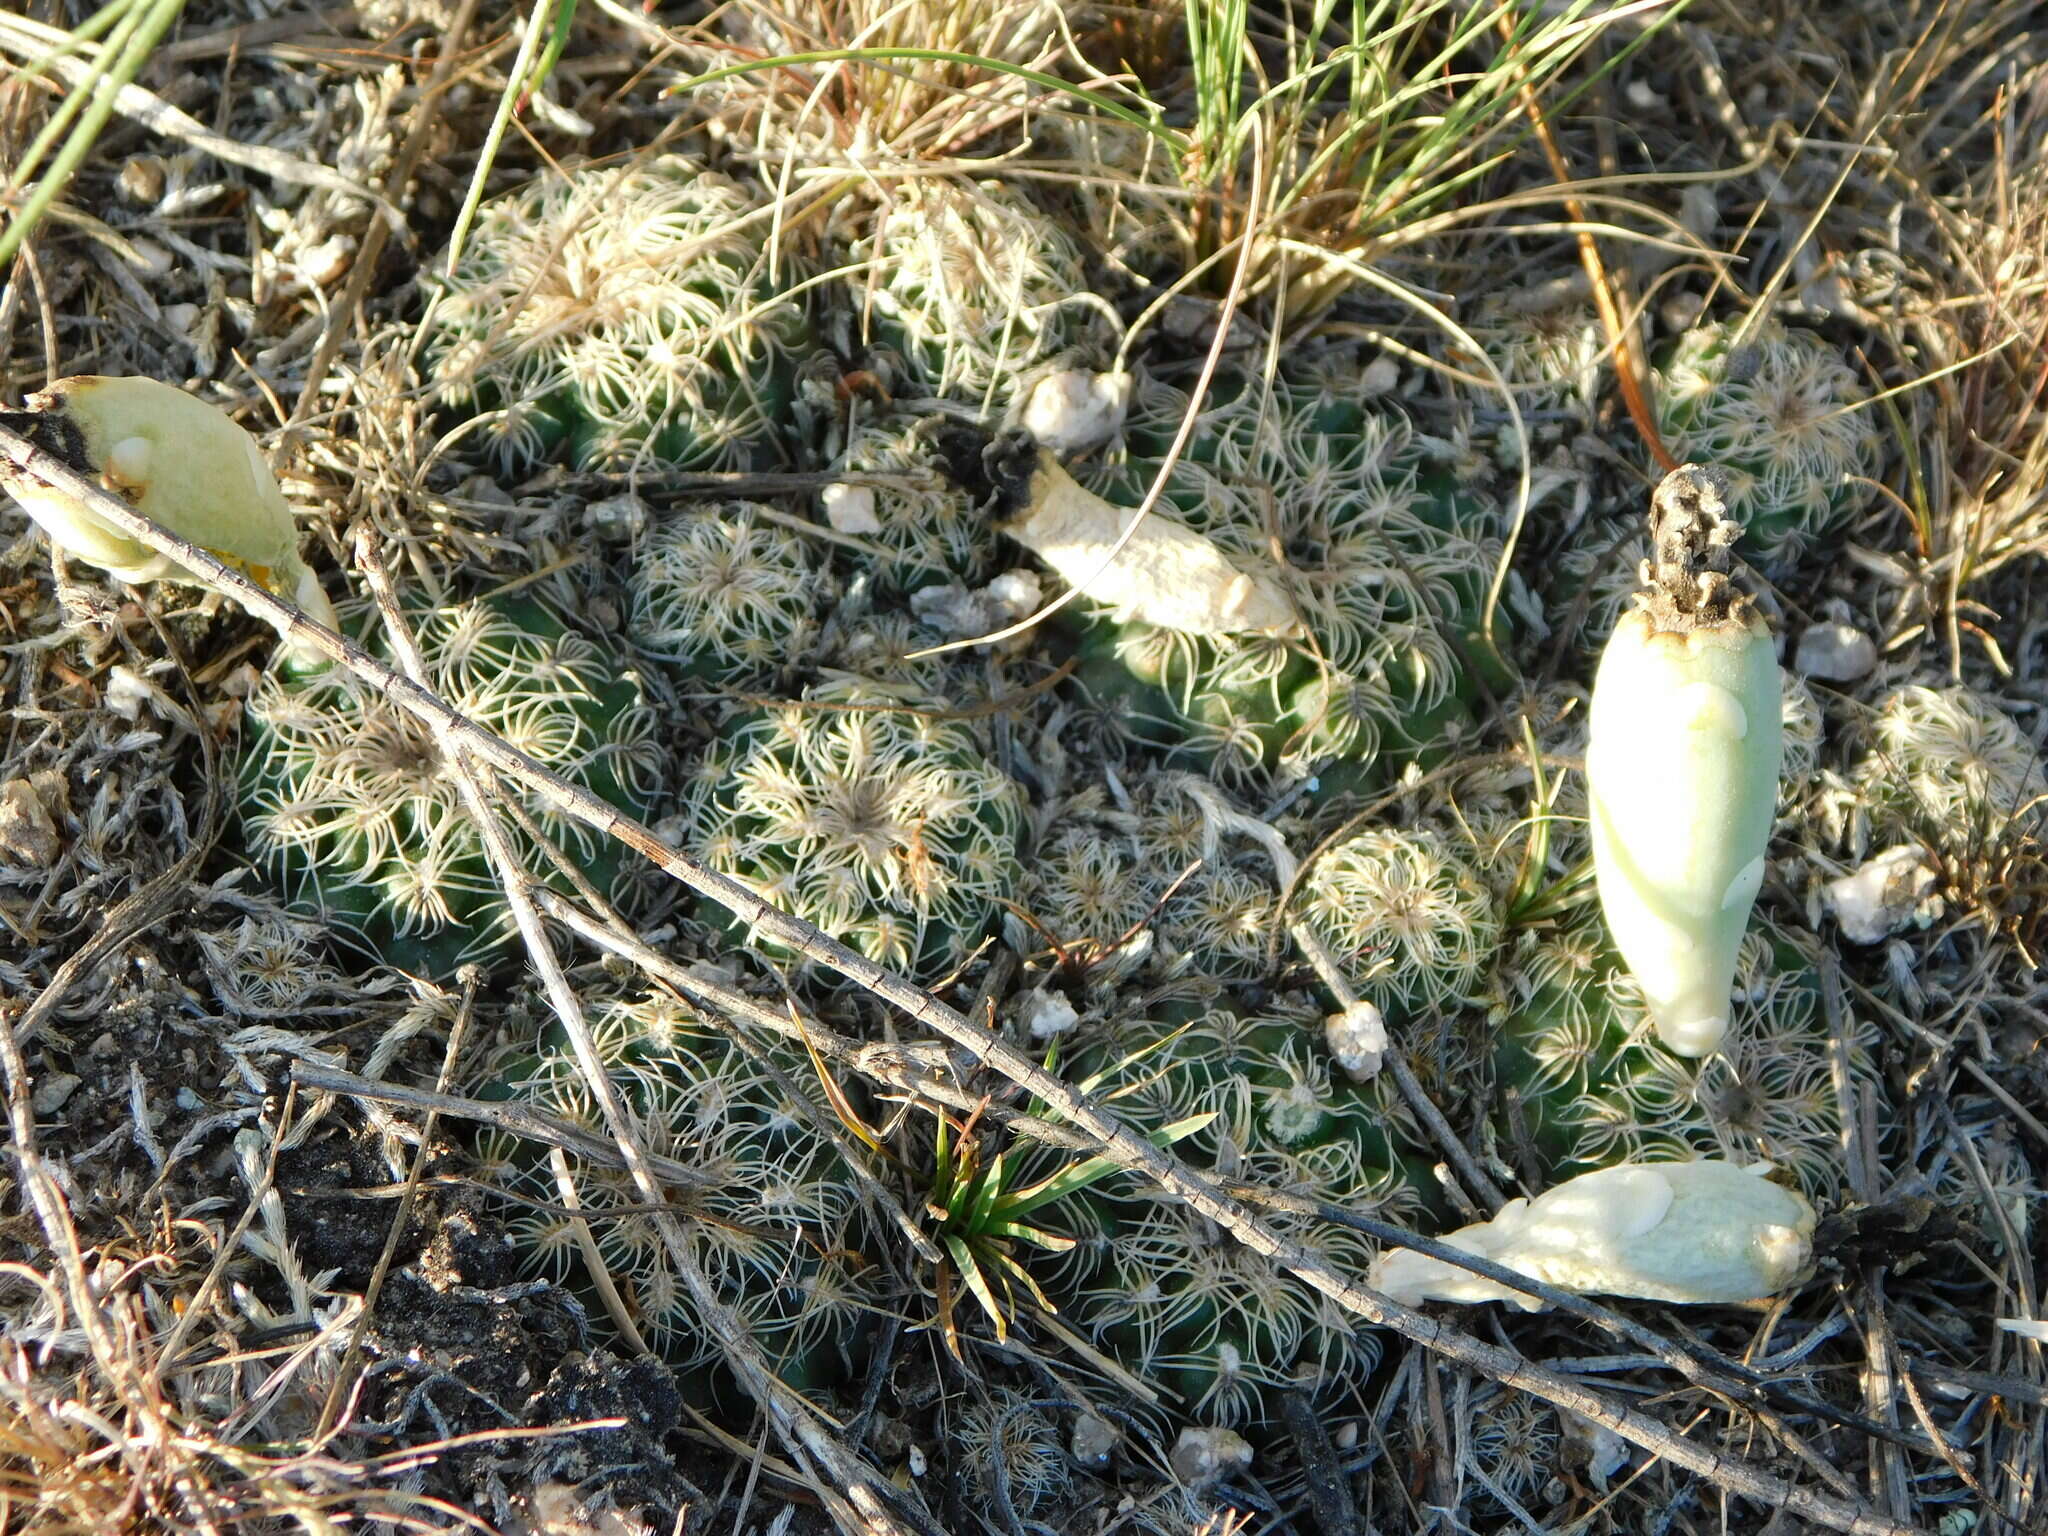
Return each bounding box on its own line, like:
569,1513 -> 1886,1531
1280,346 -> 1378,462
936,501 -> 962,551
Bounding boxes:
0,376 -> 337,668
1369,1159 -> 1816,1310
992,441 -> 1298,637
1585,464 -> 1782,1057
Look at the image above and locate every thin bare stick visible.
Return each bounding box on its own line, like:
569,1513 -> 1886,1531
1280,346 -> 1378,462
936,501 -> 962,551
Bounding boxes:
350,532 -> 931,1536
1288,916 -> 1509,1214
0,431 -> 1916,1536
287,1061 -> 724,1188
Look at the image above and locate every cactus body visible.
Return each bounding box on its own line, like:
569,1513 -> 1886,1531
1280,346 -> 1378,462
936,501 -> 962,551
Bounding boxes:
240,596 -> 665,976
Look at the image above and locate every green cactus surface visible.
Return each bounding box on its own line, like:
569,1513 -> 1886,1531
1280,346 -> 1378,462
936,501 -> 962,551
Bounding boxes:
1070,364 -> 1508,787
853,179 -> 1104,407
1034,990 -> 1436,1426
1655,319 -> 1883,566
239,595 -> 666,976
423,156 -> 810,474
626,500 -> 829,683
681,676 -> 1025,978
491,984 -> 876,1402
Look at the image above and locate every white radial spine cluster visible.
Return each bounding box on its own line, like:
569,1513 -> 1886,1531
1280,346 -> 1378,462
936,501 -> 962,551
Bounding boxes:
424,157 -> 806,473
627,501 -> 826,677
685,679 -> 1025,973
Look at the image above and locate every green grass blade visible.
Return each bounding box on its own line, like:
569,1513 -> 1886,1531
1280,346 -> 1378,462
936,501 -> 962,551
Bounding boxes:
0,0 -> 187,271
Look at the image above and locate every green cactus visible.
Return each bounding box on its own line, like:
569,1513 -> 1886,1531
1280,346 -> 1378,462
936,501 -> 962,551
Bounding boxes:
423,156 -> 810,475
953,1390 -> 1073,1514
680,676 -> 1025,978
1492,921 -> 1885,1203
1068,362 -> 1509,789
1655,318 -> 1883,566
1851,684 -> 2045,854
239,595 -> 666,976
826,414 -> 996,594
492,984 -> 875,1401
1013,772 -> 1282,984
626,500 -> 829,683
1297,824 -> 1502,1027
1468,274 -> 1607,413
1034,990 -> 1438,1427
853,179 -> 1105,408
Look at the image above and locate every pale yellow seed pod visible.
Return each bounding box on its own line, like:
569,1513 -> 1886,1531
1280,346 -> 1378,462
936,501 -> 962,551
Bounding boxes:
1585,464 -> 1782,1056
1,376 -> 336,666
1370,1160 -> 1815,1310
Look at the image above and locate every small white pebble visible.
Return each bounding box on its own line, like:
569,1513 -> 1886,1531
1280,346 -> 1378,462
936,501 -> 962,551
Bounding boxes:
583,492 -> 648,541
0,779 -> 60,867
293,235 -> 354,289
1069,1411 -> 1118,1468
31,1073 -> 81,1116
118,155 -> 166,205
906,1444 -> 927,1478
1021,369 -> 1132,455
1356,356 -> 1400,397
1019,988 -> 1079,1042
821,481 -> 881,535
1794,621 -> 1878,682
104,665 -> 157,722
1169,1427 -> 1252,1488
1824,845 -> 1942,945
1325,1001 -> 1387,1082
982,569 -> 1043,623
125,239 -> 175,279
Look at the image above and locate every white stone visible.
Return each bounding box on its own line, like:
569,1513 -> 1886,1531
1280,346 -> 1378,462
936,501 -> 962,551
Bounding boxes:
1169,1426 -> 1252,1488
821,481 -> 881,535
105,665 -> 156,721
1824,844 -> 1943,944
582,492 -> 648,541
1019,988 -> 1079,1042
982,569 -> 1043,623
31,1072 -> 80,1115
1794,621 -> 1878,682
1070,1411 -> 1118,1468
1324,1000 -> 1387,1082
1021,368 -> 1132,455
0,779 -> 60,867
293,236 -> 354,289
